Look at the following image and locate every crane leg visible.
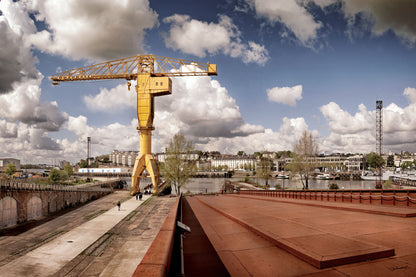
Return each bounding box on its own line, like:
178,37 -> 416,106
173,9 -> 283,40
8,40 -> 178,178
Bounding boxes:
130,154 -> 160,195
145,154 -> 161,194
131,154 -> 146,196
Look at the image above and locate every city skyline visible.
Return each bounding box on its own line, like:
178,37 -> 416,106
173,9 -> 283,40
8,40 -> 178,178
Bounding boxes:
1,0 -> 416,163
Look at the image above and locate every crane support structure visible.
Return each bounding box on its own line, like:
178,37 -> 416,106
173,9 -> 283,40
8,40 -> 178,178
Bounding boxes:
51,54 -> 217,195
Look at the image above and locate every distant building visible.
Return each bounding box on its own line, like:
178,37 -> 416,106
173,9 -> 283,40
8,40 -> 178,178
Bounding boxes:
0,158 -> 20,170
155,151 -> 199,163
110,150 -> 138,167
275,154 -> 364,172
78,168 -> 128,173
59,160 -> 70,169
211,155 -> 256,171
344,155 -> 364,171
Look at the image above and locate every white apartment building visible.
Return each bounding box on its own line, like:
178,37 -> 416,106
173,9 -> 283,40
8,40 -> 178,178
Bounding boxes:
110,150 -> 138,167
155,151 -> 199,163
211,156 -> 256,170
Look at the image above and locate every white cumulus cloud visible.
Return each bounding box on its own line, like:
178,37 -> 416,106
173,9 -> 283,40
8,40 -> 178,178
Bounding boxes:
200,117 -> 313,154
242,0 -> 323,47
0,0 -> 38,93
267,85 -> 303,106
403,87 -> 416,103
320,102 -> 372,134
26,0 -> 159,61
65,116 -> 140,158
84,84 -> 136,112
0,77 -> 68,132
320,89 -> 416,153
163,14 -> 269,66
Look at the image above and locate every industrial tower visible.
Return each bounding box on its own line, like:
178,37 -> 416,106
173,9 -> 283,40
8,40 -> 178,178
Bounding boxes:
87,136 -> 91,167
51,55 -> 217,195
376,100 -> 383,187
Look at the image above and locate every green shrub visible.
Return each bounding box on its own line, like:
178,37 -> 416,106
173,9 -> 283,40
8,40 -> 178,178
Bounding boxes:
329,183 -> 339,190
383,179 -> 393,189
48,169 -> 61,182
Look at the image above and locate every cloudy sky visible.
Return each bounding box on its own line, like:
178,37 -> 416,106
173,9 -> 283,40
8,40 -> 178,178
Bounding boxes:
1,0 -> 416,164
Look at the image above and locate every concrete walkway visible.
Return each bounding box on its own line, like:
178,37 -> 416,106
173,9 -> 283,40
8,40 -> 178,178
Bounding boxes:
0,193 -> 151,277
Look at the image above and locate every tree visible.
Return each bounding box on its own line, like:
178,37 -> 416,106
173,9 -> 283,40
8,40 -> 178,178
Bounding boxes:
49,168 -> 61,182
59,170 -> 69,181
253,152 -> 262,158
329,183 -> 339,190
237,151 -> 246,156
257,157 -> 273,186
63,164 -> 73,177
97,155 -> 110,163
79,159 -> 88,168
366,153 -> 385,169
5,163 -> 16,176
288,130 -> 319,190
160,133 -> 196,196
401,161 -> 414,171
386,155 -> 395,167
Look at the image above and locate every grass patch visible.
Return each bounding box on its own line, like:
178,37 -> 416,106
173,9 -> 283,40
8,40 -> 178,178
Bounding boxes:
123,210 -> 138,222
12,230 -> 66,256
141,196 -> 153,206
84,209 -> 108,220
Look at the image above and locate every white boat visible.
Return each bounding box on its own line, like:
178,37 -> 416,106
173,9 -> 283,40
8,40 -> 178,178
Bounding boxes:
275,174 -> 289,179
361,170 -> 394,181
316,174 -> 333,180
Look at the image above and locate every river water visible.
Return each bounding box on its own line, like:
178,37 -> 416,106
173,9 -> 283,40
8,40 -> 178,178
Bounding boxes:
124,177 -> 379,194
257,178 -> 378,190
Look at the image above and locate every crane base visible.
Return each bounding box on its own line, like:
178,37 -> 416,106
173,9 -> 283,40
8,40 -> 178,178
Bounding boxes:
131,153 -> 160,195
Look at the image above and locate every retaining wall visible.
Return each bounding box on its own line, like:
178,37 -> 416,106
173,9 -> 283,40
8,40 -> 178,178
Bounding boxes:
0,180 -> 119,228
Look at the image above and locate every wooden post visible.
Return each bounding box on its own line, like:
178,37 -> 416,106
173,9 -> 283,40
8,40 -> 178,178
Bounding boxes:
407,190 -> 409,207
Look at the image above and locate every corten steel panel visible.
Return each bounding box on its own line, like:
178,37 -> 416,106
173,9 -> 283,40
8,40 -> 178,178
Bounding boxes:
182,198 -> 229,277
371,192 -> 382,205
361,192 -> 371,204
409,192 -> 416,207
231,194 -> 416,217
196,195 -> 394,269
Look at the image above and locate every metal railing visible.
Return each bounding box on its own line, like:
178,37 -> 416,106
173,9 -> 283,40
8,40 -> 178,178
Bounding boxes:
239,189 -> 416,207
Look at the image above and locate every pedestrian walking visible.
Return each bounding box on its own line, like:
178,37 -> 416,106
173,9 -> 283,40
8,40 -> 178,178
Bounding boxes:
136,193 -> 138,200
139,192 -> 143,201
117,201 -> 121,211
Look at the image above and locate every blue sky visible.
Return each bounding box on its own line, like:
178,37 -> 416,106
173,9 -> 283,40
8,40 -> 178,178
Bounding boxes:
1,0 -> 416,163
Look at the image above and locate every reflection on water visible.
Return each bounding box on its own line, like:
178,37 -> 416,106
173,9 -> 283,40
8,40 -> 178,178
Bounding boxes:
123,177 -> 224,194
182,178 -> 225,194
124,177 -> 378,194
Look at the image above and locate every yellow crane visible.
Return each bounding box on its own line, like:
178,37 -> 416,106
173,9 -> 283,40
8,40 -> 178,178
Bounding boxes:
51,54 -> 217,195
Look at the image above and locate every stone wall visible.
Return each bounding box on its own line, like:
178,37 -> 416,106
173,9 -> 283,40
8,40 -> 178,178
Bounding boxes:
0,180 -> 120,228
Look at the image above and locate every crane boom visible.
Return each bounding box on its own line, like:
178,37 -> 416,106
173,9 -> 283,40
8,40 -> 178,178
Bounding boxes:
50,54 -> 217,83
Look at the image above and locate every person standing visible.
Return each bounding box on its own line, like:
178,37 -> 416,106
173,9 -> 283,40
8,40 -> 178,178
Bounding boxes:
117,201 -> 121,211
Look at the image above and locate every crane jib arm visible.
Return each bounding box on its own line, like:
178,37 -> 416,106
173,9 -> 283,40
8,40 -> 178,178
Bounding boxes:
50,54 -> 217,83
